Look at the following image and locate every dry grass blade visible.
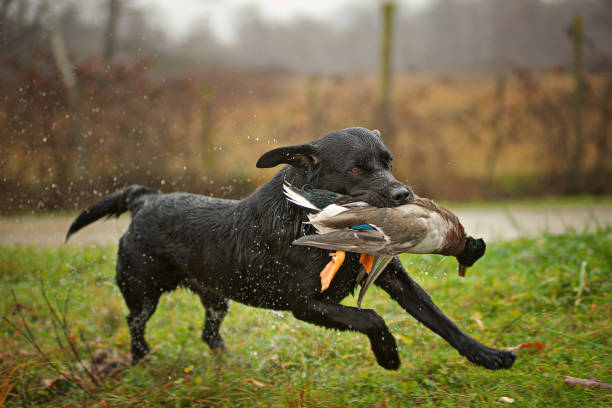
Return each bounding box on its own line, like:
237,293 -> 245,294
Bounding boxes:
564,376 -> 612,389
39,281 -> 100,386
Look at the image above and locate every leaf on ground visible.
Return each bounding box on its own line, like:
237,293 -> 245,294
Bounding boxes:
472,316 -> 485,331
41,375 -> 68,390
505,342 -> 546,351
564,376 -> 612,389
247,378 -> 267,387
80,348 -> 130,380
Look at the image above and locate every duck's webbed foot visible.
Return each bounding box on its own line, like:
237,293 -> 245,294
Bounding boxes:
360,253 -> 374,273
320,251 -> 345,291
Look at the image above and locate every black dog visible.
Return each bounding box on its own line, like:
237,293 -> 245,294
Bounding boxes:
66,127 -> 515,370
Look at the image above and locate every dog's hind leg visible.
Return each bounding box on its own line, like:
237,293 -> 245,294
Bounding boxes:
375,257 -> 516,370
125,295 -> 159,364
291,298 -> 400,370
116,249 -> 179,365
185,281 -> 230,352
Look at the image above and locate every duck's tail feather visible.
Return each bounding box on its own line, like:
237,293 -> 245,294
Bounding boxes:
283,182 -> 320,211
292,230 -> 386,252
357,255 -> 394,308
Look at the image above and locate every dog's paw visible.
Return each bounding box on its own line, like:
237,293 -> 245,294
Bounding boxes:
131,342 -> 151,366
376,352 -> 401,370
464,346 -> 516,370
371,335 -> 401,370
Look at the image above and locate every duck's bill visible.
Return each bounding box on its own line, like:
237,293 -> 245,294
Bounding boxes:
458,264 -> 468,277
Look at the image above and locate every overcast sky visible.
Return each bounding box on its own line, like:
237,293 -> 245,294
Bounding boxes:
130,0 -> 430,43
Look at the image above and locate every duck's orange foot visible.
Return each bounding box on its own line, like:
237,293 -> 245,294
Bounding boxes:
359,253 -> 374,274
320,251 -> 345,291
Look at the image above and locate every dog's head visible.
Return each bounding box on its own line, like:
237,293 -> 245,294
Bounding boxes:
257,127 -> 413,207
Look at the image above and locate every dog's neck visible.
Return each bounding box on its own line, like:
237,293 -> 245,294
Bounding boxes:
251,166 -> 312,203
240,166 -> 316,235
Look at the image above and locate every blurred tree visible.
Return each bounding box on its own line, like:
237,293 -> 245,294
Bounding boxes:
103,0 -> 120,62
568,13 -> 584,193
47,8 -> 83,184
0,0 -> 15,30
592,80 -> 612,192
307,74 -> 323,136
485,72 -> 507,181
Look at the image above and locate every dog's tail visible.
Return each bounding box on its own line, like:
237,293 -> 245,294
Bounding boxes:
65,185 -> 157,242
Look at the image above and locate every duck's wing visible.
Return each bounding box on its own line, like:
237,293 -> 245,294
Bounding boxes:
356,255 -> 394,308
314,207 -> 429,249
309,207 -> 380,230
292,229 -> 387,253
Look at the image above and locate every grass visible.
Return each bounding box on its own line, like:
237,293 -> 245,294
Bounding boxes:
438,194 -> 612,209
1,229 -> 611,407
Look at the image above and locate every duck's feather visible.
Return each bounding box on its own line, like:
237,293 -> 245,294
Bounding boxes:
283,183 -> 320,211
305,204 -> 352,234
308,207 -> 430,252
283,182 -> 370,211
357,255 -> 394,308
350,224 -> 377,230
292,229 -> 387,253
310,207 -> 381,230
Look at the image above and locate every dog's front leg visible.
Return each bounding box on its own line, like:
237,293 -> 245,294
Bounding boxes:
290,297 -> 400,370
375,257 -> 516,370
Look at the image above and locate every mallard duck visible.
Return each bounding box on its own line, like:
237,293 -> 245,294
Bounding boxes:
284,183 -> 486,307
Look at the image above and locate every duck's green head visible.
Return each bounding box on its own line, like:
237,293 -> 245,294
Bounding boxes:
455,236 -> 486,277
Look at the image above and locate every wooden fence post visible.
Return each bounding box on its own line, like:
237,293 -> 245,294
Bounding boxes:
379,2 -> 396,144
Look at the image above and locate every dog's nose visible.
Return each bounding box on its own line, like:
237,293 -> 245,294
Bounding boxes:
391,186 -> 413,203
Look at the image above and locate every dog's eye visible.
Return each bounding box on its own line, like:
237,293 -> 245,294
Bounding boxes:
387,160 -> 393,169
351,167 -> 361,174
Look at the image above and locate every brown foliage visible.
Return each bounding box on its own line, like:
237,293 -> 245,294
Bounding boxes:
0,54 -> 610,213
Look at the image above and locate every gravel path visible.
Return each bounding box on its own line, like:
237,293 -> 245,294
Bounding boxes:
1,205 -> 610,247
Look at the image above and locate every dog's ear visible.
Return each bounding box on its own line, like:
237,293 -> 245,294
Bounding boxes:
256,144 -> 319,169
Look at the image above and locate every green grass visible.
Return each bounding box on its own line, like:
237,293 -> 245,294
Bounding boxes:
1,230 -> 611,407
438,194 -> 612,209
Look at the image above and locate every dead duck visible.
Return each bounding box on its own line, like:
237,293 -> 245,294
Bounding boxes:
284,183 -> 486,307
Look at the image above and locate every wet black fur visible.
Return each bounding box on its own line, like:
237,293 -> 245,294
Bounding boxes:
67,127 -> 515,370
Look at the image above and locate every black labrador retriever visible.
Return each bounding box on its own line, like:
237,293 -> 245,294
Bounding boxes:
66,127 -> 515,370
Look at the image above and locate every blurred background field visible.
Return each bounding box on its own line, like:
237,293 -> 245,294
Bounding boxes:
1,0 -> 611,213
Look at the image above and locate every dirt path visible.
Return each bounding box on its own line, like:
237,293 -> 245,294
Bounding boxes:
1,205 -> 611,247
